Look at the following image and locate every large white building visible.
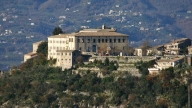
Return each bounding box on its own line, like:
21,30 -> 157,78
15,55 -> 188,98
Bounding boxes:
48,25 -> 129,59
47,25 -> 129,70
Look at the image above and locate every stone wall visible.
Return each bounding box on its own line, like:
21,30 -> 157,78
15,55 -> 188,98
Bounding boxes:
90,56 -> 156,63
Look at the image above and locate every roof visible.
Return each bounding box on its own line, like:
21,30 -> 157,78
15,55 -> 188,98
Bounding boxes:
171,38 -> 191,43
79,24 -> 116,32
25,52 -> 38,56
75,32 -> 128,37
48,33 -> 76,38
48,25 -> 128,38
136,45 -> 151,49
156,56 -> 184,62
149,45 -> 164,50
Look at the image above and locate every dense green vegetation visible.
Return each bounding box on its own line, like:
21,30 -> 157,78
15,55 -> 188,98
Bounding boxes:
37,41 -> 48,57
52,27 -> 64,35
0,56 -> 191,107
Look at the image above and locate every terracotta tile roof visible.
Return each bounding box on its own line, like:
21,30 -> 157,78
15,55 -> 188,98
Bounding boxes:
25,52 -> 38,57
48,28 -> 128,38
136,45 -> 151,49
171,38 -> 190,43
151,45 -> 164,49
75,32 -> 128,37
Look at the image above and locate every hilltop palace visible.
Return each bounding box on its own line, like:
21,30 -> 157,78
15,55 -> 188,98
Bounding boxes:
24,24 -> 192,73
25,25 -> 129,70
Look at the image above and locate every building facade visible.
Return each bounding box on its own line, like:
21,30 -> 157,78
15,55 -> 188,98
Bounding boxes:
75,28 -> 129,56
164,38 -> 191,55
188,46 -> 192,55
48,25 -> 129,59
147,45 -> 164,56
56,50 -> 81,70
148,56 -> 185,74
135,45 -> 151,56
48,33 -> 76,59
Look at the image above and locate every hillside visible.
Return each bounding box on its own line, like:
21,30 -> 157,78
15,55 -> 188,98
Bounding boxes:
0,0 -> 192,69
0,56 -> 191,107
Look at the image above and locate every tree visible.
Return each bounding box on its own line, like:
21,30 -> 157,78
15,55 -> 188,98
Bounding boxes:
52,27 -> 64,35
76,56 -> 84,64
140,40 -> 151,56
124,46 -> 135,56
37,42 -> 48,57
104,57 -> 109,66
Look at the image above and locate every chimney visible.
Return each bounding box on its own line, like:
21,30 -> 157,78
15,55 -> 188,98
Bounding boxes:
102,24 -> 105,29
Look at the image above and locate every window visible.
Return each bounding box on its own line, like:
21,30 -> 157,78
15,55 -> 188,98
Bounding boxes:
98,39 -> 100,43
87,47 -> 90,52
79,47 -> 81,50
102,39 -> 104,43
65,53 -> 67,55
105,39 -> 108,42
77,39 -> 80,42
88,39 -> 90,43
123,39 -> 125,42
110,39 -> 112,43
73,53 -> 76,56
118,39 -> 121,43
114,39 -> 116,43
69,53 -> 71,56
69,38 -> 73,42
93,39 -> 96,43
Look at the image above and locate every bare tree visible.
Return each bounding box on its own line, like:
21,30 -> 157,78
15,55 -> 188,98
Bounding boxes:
76,56 -> 84,63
